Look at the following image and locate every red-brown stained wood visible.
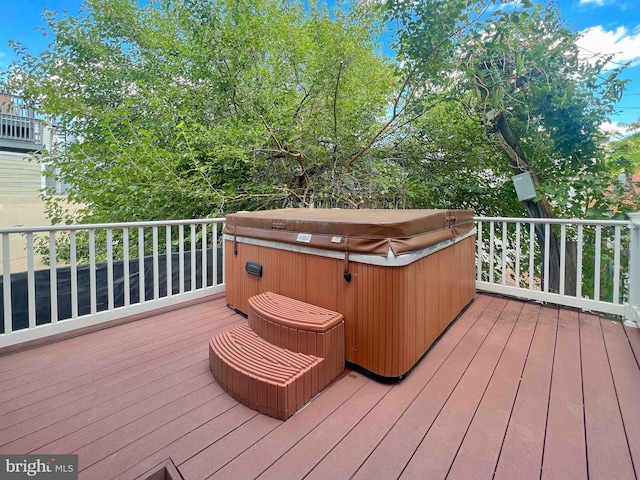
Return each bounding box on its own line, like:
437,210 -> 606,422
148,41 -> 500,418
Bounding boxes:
599,318 -> 640,476
2,352 -> 210,450
174,414 -> 279,480
581,313 -> 636,480
624,323 -> 640,368
63,383 -> 229,472
209,373 -> 369,480
305,295 -> 494,480
541,308 -> 587,480
257,380 -> 392,480
81,399 -> 252,479
0,299 -> 232,390
1,294 -> 639,480
447,301 -> 539,480
399,299 -> 523,479
494,306 -> 557,480
352,296 -> 507,480
0,305 -> 237,410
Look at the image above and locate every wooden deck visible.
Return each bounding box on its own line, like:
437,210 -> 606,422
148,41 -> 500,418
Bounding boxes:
1,293 -> 639,480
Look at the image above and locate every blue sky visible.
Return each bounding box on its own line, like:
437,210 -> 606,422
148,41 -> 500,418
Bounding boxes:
1,0 -> 639,130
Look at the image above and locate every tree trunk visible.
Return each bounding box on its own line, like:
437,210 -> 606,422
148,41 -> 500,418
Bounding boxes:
492,112 -> 577,295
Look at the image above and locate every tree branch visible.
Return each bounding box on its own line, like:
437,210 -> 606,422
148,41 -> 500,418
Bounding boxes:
332,61 -> 343,171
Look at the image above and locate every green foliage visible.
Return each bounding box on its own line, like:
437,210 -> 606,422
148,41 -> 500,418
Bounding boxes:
385,0 -> 630,219
7,0 -> 394,221
5,0 -> 635,227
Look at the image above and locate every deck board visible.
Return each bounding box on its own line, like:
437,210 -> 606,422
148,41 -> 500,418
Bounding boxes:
625,323 -> 640,369
447,301 -> 539,480
208,372 -> 370,480
304,294 -> 492,480
399,299 -> 522,479
0,293 -> 639,480
352,296 -> 507,480
541,308 -> 587,480
493,305 -> 557,480
581,313 -> 636,480
601,318 -> 640,475
0,301 -> 231,381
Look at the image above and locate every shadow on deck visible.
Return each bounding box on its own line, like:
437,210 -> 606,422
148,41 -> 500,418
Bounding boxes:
0,293 -> 639,479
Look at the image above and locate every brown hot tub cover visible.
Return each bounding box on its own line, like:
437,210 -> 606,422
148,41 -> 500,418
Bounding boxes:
223,208 -> 474,256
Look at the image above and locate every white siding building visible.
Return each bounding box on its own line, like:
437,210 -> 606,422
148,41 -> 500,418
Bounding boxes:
0,94 -> 72,271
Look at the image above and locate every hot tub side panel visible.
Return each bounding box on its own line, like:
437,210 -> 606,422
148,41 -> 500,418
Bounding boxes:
343,235 -> 476,377
224,235 -> 475,378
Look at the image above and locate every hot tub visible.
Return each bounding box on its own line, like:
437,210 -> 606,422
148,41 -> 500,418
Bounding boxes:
223,208 -> 476,379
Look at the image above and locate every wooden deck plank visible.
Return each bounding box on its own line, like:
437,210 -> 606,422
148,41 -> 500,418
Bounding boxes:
120,412 -> 280,480
0,299 -> 231,382
493,305 -> 558,480
207,372 -> 370,480
0,307 -> 237,404
0,312 -> 242,421
29,373 -> 220,457
304,294 -> 492,480
71,385 -> 230,474
541,308 -> 587,480
0,359 -> 209,452
351,296 -> 507,480
0,294 -> 638,480
624,323 -> 640,369
256,380 -> 392,480
580,312 -> 636,480
399,299 -> 522,479
446,301 -> 539,480
0,314 -> 244,432
81,402 -> 255,479
601,317 -> 640,475
0,296 -> 229,376
0,312 -> 169,373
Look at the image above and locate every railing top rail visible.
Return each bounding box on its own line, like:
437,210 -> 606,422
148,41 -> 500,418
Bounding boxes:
0,218 -> 226,235
2,216 -> 631,235
473,216 -> 630,227
0,112 -> 38,121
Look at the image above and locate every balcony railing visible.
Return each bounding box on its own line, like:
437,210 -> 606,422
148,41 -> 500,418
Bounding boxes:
0,93 -> 46,151
474,215 -> 639,326
0,219 -> 225,348
0,214 -> 638,350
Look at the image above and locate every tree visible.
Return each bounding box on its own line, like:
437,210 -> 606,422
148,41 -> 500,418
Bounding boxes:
607,129 -> 640,212
384,0 -> 629,294
6,0 -> 394,223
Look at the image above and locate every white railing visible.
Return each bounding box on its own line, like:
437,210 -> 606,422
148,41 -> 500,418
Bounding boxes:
474,214 -> 639,325
2,214 -> 637,350
0,114 -> 44,144
0,219 -> 225,348
628,213 -> 640,326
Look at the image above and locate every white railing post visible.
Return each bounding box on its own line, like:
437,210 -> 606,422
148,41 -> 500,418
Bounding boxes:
626,212 -> 640,327
2,233 -> 12,335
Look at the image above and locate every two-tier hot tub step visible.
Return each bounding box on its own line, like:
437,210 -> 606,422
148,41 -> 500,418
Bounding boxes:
209,292 -> 345,420
209,324 -> 323,420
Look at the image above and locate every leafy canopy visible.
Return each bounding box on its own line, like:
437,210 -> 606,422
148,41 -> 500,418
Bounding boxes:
7,0 -> 394,221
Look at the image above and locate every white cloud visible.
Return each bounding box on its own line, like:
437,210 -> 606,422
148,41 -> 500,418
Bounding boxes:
576,25 -> 640,70
579,0 -> 607,6
600,121 -> 634,140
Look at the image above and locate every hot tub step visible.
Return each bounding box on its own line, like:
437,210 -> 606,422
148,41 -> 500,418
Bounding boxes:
209,324 -> 323,420
248,292 -> 345,388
